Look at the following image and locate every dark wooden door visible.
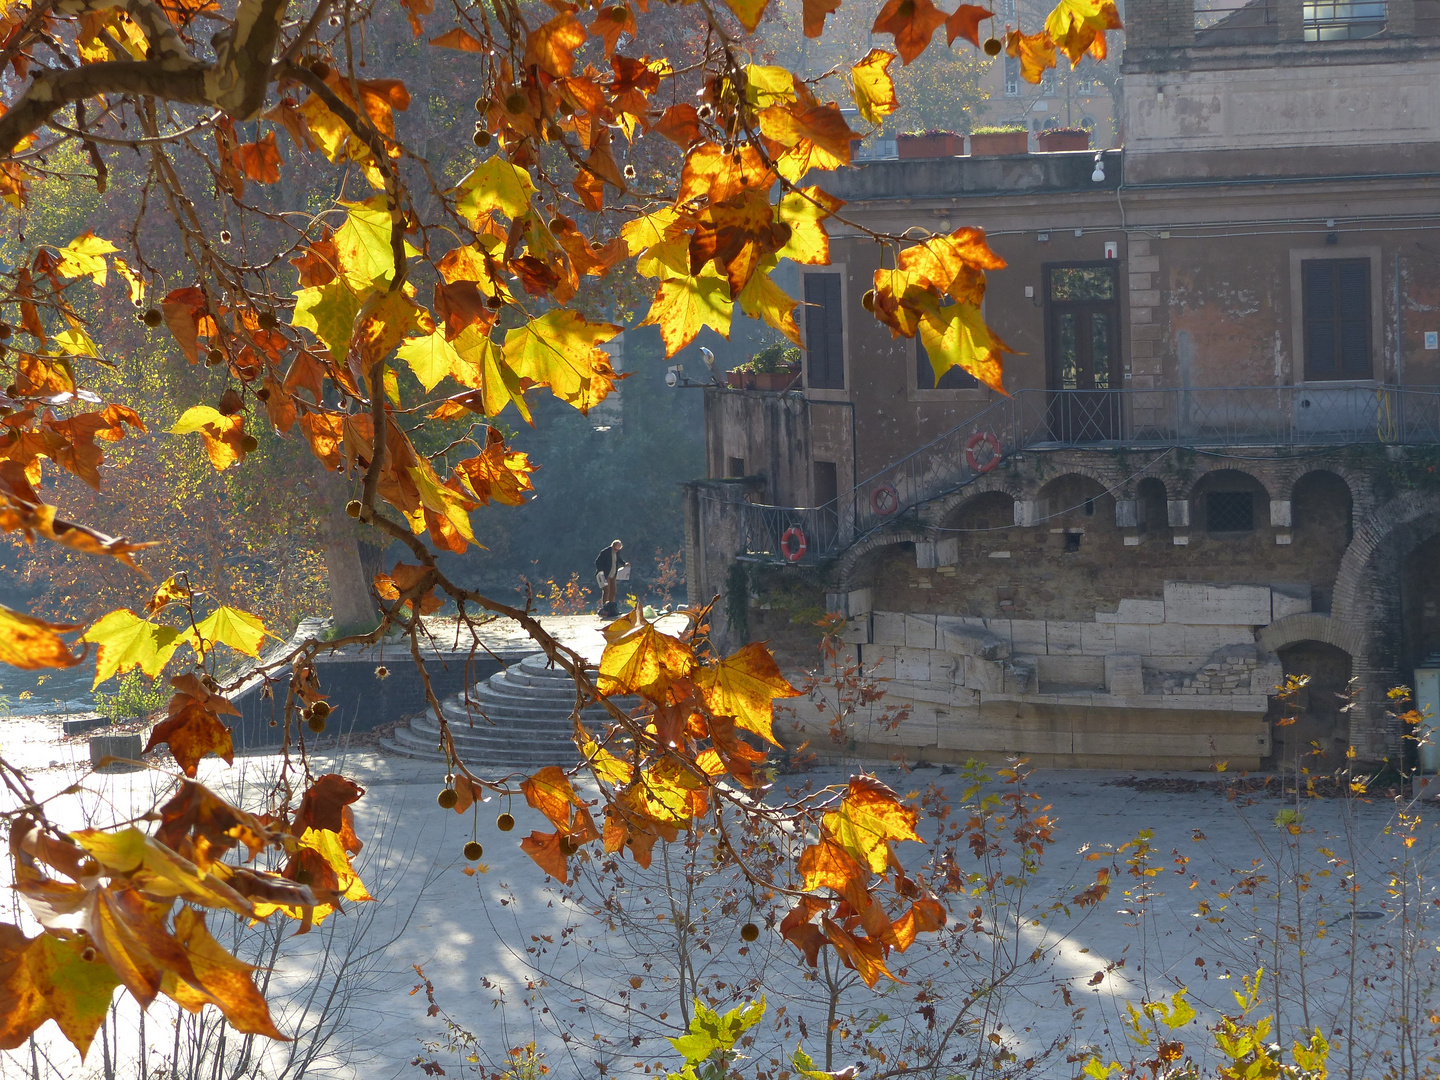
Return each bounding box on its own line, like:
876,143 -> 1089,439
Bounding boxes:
1046,264 -> 1121,442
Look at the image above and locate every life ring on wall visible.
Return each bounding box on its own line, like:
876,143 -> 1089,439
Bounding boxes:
870,484 -> 899,516
780,526 -> 807,562
965,431 -> 1002,474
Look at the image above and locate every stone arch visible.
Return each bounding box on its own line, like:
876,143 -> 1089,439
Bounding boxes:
834,528 -> 930,591
1276,463 -> 1365,506
1269,640 -> 1356,768
1187,468 -> 1271,533
1177,463 -> 1272,504
1258,613 -> 1365,658
924,476 -> 1023,529
1029,462 -> 1118,501
1329,489 -> 1440,760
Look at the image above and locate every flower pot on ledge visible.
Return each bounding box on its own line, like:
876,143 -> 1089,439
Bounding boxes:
969,130 -> 1028,156
726,370 -> 746,389
897,132 -> 963,159
751,369 -> 800,392
1036,129 -> 1091,152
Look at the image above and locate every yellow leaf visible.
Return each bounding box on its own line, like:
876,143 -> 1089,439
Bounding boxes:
580,738 -> 634,785
397,330 -> 463,392
621,207 -> 680,256
334,197 -> 416,287
79,609 -> 179,688
851,50 -> 899,126
522,765 -> 583,828
53,232 -> 117,286
917,301 -> 1013,393
292,278 -> 367,360
113,258 -> 145,307
408,464 -> 476,545
455,158 -> 537,224
169,907 -> 286,1039
597,617 -> 695,700
187,606 -> 268,658
502,310 -> 622,414
638,269 -> 733,357
0,606 -> 78,672
775,187 -> 845,266
1045,0 -> 1123,63
737,263 -> 801,346
692,642 -> 802,747
169,406 -> 247,470
451,324 -> 533,423
742,64 -> 795,108
54,327 -> 98,357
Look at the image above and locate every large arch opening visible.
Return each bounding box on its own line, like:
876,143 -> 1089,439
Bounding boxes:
1270,640 -> 1353,768
1401,532 -> 1440,673
942,490 -> 1015,532
1137,476 -> 1169,540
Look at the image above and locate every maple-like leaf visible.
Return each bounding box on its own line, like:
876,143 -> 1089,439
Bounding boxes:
295,775 -> 365,837
0,606 -> 79,671
145,701 -> 234,777
525,11 -> 587,77
236,133 -> 282,183
775,186 -> 846,266
170,406 -> 248,470
455,158 -> 537,224
1006,27 -> 1058,83
596,617 -> 696,701
917,300 -> 1012,392
822,775 -> 922,873
79,609 -> 180,688
522,766 -> 584,830
851,50 -> 899,126
872,0 -> 950,64
1045,0 -> 1122,63
725,0 -> 770,33
429,26 -> 485,50
737,267 -> 801,345
0,925 -> 119,1055
520,830 -> 570,883
638,269 -> 733,357
502,310 -> 622,414
802,0 -> 841,35
169,907 -> 287,1039
454,426 -> 536,506
580,738 -> 633,785
692,642 -> 802,747
186,605 -> 268,658
53,231 -> 117,286
945,3 -> 993,46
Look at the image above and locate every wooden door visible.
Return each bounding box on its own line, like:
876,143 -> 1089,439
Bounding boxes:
1045,264 -> 1121,442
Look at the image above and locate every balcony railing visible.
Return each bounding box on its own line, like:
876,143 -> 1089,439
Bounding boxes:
728,384 -> 1440,563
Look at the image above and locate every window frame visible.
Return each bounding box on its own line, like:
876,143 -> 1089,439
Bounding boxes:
1205,490 -> 1257,534
801,268 -> 848,396
1288,247 -> 1382,385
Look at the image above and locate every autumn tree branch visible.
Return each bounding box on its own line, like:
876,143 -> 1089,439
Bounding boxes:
0,0 -> 293,156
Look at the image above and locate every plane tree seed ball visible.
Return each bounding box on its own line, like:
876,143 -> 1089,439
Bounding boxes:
497,813 -> 515,831
740,923 -> 759,942
437,788 -> 459,809
464,841 -> 483,861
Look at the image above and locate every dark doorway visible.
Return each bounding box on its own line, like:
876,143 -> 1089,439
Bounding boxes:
1269,641 -> 1353,768
1402,533 -> 1440,672
1045,264 -> 1121,443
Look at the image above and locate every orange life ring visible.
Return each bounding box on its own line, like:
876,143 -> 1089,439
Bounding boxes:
871,484 -> 899,516
780,526 -> 807,562
965,431 -> 1002,474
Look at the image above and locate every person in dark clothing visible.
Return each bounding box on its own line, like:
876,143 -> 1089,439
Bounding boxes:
594,539 -> 627,617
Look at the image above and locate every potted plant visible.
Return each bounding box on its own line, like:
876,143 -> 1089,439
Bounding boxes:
1036,126 -> 1092,152
969,125 -> 1029,156
729,343 -> 802,391
88,670 -> 165,773
897,129 -> 963,159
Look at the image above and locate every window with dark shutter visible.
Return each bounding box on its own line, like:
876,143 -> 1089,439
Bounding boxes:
1303,258 -> 1371,380
804,273 -> 845,390
916,336 -> 978,390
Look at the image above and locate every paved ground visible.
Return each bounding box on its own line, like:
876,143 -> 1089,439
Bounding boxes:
1,665 -> 1436,1078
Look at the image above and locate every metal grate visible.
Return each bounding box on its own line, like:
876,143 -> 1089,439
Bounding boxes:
1207,492 -> 1255,533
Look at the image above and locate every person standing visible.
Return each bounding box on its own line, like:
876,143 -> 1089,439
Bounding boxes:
594,539 -> 627,618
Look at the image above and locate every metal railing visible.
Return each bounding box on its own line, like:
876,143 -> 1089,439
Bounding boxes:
732,385 -> 1440,563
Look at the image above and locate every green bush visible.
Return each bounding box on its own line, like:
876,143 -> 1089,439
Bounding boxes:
972,124 -> 1026,134
94,670 -> 168,723
732,343 -> 800,374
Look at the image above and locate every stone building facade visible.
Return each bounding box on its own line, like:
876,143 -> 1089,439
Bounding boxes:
682,0 -> 1440,770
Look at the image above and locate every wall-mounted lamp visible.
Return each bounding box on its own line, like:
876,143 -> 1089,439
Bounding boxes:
1091,152 -> 1106,183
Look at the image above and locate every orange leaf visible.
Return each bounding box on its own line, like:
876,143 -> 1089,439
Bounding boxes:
872,0 -> 949,64
945,3 -> 992,46
653,103 -> 701,148
520,830 -> 569,883
521,765 -> 583,830
144,701 -> 234,777
236,133 -> 282,184
588,3 -> 635,56
0,606 -> 79,671
822,916 -> 895,987
160,286 -> 208,364
429,26 -> 485,51
597,616 -> 696,701
892,896 -> 946,950
454,426 -> 536,507
802,0 -> 841,36
294,775 -> 365,837
823,774 -> 922,873
1005,28 -> 1057,84
524,11 -> 587,78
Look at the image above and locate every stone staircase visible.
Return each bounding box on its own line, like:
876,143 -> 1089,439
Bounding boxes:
379,652 -> 622,768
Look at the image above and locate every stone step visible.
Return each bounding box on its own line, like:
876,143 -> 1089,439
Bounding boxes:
415,713 -> 577,744
379,733 -> 565,770
389,720 -> 582,765
469,678 -> 585,707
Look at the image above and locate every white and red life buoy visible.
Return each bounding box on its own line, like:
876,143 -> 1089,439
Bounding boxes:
780,525 -> 807,562
965,431 -> 1002,474
870,484 -> 899,516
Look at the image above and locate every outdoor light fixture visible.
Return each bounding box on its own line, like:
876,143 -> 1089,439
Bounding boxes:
1091,153 -> 1106,183
1038,232 -> 1050,242
665,365 -> 681,388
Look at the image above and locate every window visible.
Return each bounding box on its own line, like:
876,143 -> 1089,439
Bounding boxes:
726,457 -> 745,477
1302,258 -> 1371,380
1003,56 -> 1019,97
1040,69 -> 1056,96
917,337 -> 978,390
1207,492 -> 1255,533
1304,0 -> 1385,39
803,273 -> 845,389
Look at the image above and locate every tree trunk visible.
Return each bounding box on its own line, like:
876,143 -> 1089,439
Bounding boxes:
317,469 -> 378,633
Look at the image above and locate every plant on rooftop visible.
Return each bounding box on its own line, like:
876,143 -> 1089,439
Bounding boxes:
972,124 -> 1029,134
0,0 -> 1122,1055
